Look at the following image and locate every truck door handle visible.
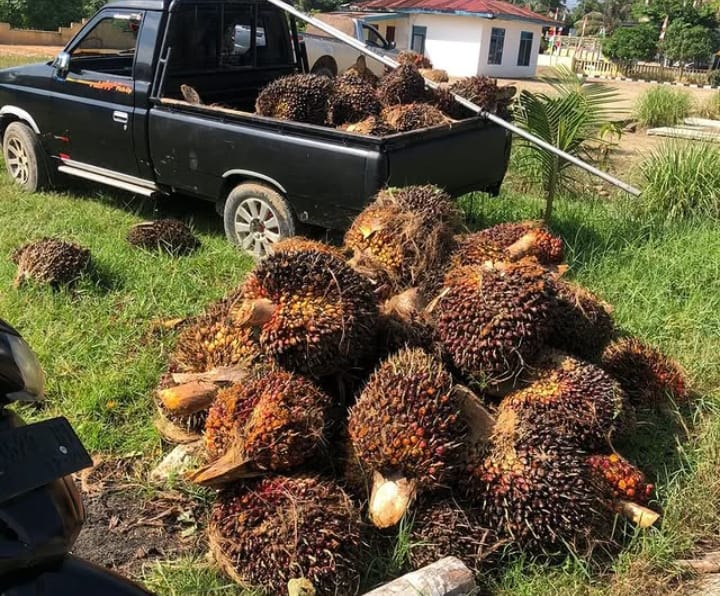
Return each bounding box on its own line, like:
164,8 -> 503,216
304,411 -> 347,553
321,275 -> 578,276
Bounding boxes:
113,111 -> 129,124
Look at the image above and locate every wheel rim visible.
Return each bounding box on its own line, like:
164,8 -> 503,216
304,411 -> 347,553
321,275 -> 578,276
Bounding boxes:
234,197 -> 282,257
6,137 -> 30,185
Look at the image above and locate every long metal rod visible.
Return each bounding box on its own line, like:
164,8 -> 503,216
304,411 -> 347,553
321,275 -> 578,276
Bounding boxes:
266,0 -> 642,197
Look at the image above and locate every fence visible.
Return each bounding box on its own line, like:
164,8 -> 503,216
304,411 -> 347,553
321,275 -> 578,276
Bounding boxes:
575,58 -> 711,84
0,21 -> 85,46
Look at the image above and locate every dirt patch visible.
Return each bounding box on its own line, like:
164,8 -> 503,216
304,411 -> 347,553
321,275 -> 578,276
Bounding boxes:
72,455 -> 206,578
0,44 -> 62,57
499,77 -> 718,122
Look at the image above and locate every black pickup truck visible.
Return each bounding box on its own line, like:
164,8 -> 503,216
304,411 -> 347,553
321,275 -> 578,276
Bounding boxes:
0,0 -> 511,255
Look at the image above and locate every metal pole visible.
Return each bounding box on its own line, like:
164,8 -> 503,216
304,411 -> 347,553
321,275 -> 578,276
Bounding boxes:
267,0 -> 642,196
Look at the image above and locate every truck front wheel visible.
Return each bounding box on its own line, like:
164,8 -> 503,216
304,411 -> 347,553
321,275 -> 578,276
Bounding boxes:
3,122 -> 49,192
223,183 -> 296,257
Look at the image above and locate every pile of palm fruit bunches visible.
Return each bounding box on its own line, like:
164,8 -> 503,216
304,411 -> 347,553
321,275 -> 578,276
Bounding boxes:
154,185 -> 689,595
253,54 -> 516,134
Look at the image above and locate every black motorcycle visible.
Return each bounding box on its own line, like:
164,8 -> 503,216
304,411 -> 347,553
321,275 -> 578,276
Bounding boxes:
0,319 -> 152,595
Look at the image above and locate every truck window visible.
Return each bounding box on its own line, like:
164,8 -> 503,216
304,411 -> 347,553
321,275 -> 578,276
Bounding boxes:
71,13 -> 142,75
167,3 -> 291,72
362,24 -> 388,49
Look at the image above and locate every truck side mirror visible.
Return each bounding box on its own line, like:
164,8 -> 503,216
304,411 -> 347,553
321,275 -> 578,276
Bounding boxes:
388,41 -> 396,50
53,51 -> 70,77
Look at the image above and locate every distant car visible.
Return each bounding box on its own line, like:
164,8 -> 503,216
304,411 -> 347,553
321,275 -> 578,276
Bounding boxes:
303,12 -> 398,77
232,23 -> 267,54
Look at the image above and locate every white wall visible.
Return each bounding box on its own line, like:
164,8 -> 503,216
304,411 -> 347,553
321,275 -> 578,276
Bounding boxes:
476,19 -> 543,78
374,14 -> 544,78
406,14 -> 483,77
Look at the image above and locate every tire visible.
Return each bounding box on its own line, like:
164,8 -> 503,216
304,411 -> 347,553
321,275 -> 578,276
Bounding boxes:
310,57 -> 337,79
3,121 -> 50,192
312,66 -> 335,78
223,183 -> 296,257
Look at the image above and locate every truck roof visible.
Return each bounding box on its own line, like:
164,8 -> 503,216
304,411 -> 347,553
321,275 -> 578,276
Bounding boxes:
104,0 -> 270,10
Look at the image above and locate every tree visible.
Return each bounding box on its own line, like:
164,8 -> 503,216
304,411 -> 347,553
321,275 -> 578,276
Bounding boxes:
603,24 -> 659,61
513,67 -> 619,222
663,20 -> 719,66
0,0 -> 83,29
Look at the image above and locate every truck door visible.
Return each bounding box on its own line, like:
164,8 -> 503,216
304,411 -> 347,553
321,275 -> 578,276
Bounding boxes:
49,9 -> 144,178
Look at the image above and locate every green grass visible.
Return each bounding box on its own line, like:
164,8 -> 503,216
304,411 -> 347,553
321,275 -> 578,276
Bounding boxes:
2,52 -> 719,595
0,178 -> 253,454
638,141 -> 720,223
634,87 -> 693,128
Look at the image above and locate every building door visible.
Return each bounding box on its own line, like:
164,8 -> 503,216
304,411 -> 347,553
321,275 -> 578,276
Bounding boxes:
411,25 -> 426,54
386,25 -> 396,44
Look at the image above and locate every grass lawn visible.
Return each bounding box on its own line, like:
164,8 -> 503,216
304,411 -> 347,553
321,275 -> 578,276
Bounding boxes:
1,54 -> 719,595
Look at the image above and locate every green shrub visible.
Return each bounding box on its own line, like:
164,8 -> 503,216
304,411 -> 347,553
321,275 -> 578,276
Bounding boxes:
634,87 -> 693,127
640,141 -> 720,222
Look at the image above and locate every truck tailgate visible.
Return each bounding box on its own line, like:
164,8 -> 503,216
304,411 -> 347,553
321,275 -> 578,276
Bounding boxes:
382,118 -> 511,195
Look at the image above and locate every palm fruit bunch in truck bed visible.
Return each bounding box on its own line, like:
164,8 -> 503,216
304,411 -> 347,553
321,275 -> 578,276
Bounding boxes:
255,73 -> 332,125
11,237 -> 90,288
157,184 -> 688,591
328,59 -> 381,126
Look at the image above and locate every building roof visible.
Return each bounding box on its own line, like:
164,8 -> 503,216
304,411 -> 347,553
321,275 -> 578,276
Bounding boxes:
350,0 -> 558,24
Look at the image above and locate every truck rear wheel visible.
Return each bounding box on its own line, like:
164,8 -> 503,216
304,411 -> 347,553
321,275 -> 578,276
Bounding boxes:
3,122 -> 49,192
223,183 -> 296,257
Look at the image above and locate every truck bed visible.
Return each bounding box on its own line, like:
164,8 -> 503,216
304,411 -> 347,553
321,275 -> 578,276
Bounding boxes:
151,98 -> 510,229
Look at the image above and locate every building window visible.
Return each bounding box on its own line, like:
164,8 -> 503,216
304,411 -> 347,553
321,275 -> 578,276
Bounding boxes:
517,31 -> 533,66
487,27 -> 505,65
411,25 -> 427,54
386,25 -> 396,43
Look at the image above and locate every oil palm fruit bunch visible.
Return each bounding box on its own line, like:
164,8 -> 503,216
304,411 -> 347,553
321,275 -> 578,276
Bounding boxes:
587,453 -> 654,505
601,338 -> 689,406
154,376 -> 212,444
377,64 -> 426,106
328,69 -> 381,126
446,227 -> 549,272
267,236 -> 343,258
169,287 -> 260,374
397,50 -> 433,69
347,348 -> 467,528
469,441 -> 611,552
191,369 -> 330,485
11,237 -> 90,288
408,497 -> 498,572
419,68 -> 449,83
476,220 -> 564,266
341,115 -> 394,136
547,281 -> 615,362
230,246 -> 378,376
425,86 -> 463,119
380,103 -> 448,132
345,185 -> 459,298
127,219 -> 200,255
343,55 -> 379,87
494,352 -> 627,452
434,259 -> 557,385
255,74 -> 332,125
377,288 -> 437,354
209,475 -> 362,595
449,76 -> 499,110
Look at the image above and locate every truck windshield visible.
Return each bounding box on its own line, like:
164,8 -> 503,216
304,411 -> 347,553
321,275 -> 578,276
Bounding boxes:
362,23 -> 389,49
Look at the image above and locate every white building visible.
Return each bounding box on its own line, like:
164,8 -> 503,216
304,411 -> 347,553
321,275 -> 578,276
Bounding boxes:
350,0 -> 557,78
